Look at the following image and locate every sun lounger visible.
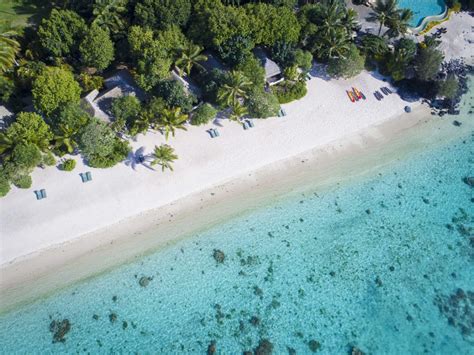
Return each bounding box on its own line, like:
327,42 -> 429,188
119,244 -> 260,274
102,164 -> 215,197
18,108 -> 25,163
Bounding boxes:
86,172 -> 92,181
213,128 -> 220,137
306,73 -> 311,81
381,87 -> 389,96
374,92 -> 381,101
208,129 -> 216,138
281,109 -> 287,116
80,173 -> 87,183
347,90 -> 356,102
40,189 -> 47,198
384,87 -> 393,94
243,121 -> 250,130
247,120 -> 254,128
375,91 -> 383,99
34,190 -> 43,200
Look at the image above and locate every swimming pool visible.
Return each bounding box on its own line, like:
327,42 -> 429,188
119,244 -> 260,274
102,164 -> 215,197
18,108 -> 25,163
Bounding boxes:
398,0 -> 446,27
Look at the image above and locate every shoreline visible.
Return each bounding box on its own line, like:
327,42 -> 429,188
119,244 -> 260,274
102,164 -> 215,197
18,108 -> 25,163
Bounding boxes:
1,103 -> 472,313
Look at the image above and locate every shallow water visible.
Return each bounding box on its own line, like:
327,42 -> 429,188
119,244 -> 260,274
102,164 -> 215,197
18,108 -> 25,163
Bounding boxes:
1,97 -> 473,353
398,0 -> 446,27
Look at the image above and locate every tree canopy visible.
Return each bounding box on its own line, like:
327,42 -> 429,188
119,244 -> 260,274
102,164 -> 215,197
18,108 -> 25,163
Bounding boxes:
32,67 -> 82,117
79,24 -> 115,71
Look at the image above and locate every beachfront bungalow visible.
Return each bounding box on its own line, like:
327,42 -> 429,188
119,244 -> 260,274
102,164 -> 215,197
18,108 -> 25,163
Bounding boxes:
253,48 -> 284,86
198,51 -> 227,73
171,69 -> 202,99
82,69 -> 145,123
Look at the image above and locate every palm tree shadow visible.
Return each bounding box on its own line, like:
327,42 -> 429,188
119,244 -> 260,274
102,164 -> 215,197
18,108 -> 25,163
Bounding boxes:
124,146 -> 155,171
310,63 -> 332,81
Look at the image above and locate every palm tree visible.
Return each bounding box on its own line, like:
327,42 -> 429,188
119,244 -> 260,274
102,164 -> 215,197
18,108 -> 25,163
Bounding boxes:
367,0 -> 399,36
53,125 -> 77,154
150,144 -> 178,172
0,30 -> 20,72
92,0 -> 128,35
228,103 -> 248,122
217,71 -> 253,107
384,8 -> 413,38
313,28 -> 351,59
157,107 -> 188,140
0,132 -> 15,156
175,42 -> 207,76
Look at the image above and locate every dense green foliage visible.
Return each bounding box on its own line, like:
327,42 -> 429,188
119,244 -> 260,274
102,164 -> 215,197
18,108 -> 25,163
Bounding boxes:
154,80 -> 196,113
127,26 -> 173,90
246,89 -> 280,118
61,159 -> 76,171
0,0 -> 462,198
437,75 -> 459,99
191,104 -> 217,126
111,95 -> 142,128
32,67 -> 81,117
38,9 -> 87,58
79,24 -> 115,71
272,80 -> 307,104
327,45 -> 365,79
79,118 -> 130,168
134,0 -> 192,30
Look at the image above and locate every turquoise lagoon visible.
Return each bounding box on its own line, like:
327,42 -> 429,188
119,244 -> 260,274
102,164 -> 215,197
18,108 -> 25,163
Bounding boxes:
398,0 -> 446,27
0,96 -> 473,353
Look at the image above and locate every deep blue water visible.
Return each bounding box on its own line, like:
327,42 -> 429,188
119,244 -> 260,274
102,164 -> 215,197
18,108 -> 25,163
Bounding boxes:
398,0 -> 446,27
0,101 -> 473,353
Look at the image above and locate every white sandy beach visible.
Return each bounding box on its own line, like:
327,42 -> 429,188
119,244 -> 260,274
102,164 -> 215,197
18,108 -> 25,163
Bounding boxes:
0,69 -> 419,266
1,9 -> 473,308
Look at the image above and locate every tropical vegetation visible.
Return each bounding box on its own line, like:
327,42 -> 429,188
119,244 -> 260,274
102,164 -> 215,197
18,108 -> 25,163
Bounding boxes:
0,0 -> 466,196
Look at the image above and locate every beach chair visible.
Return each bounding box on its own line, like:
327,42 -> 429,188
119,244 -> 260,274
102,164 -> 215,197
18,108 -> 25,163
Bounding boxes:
381,87 -> 389,96
376,91 -> 384,99
86,172 -> 92,181
213,128 -> 220,137
40,189 -> 47,199
277,109 -> 283,117
374,92 -> 381,101
34,190 -> 43,200
208,129 -> 216,138
80,173 -> 87,183
281,109 -> 287,116
247,120 -> 254,128
385,87 -> 393,94
243,121 -> 250,130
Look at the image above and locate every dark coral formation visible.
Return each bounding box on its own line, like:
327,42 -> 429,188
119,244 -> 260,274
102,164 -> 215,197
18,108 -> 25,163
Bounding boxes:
308,339 -> 321,352
139,276 -> 153,287
254,339 -> 273,355
49,319 -> 71,343
434,288 -> 474,341
213,249 -> 225,263
207,340 -> 216,355
349,346 -> 365,355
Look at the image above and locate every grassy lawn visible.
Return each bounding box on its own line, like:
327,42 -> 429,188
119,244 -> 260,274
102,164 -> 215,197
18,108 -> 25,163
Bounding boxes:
0,0 -> 47,30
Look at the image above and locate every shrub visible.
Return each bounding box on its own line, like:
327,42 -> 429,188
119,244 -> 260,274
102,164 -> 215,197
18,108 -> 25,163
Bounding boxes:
79,118 -> 130,168
79,73 -> 104,92
327,45 -> 365,79
437,75 -> 459,99
218,35 -> 254,67
246,89 -> 280,118
272,81 -> 307,104
153,80 -> 196,113
42,152 -> 56,166
0,172 -> 10,197
61,159 -> 76,171
12,175 -> 32,189
191,104 -> 217,126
